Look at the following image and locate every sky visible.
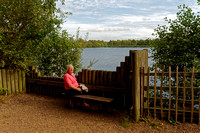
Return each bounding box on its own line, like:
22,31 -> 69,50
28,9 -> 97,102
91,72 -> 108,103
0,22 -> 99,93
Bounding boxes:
57,0 -> 200,41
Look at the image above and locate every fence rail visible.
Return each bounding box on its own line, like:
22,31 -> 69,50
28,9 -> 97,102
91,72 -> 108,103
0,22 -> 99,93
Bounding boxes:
141,66 -> 200,124
0,69 -> 26,94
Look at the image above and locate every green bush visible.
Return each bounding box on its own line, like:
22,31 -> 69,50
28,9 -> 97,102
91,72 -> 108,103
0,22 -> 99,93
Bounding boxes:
0,88 -> 9,95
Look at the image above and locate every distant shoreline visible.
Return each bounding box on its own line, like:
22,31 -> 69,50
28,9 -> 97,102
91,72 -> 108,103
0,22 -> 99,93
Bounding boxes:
83,45 -> 152,48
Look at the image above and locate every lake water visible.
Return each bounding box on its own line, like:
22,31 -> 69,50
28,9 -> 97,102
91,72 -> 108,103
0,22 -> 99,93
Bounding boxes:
81,47 -> 153,71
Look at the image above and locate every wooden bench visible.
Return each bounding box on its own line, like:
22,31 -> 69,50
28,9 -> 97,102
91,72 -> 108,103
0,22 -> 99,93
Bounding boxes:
71,95 -> 113,111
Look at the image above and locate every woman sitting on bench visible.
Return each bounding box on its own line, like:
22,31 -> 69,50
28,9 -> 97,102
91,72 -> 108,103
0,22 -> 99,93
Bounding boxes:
64,64 -> 89,107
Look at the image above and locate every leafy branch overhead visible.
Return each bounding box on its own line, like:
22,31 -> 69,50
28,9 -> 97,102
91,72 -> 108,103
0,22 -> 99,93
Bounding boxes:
0,0 -> 82,76
151,2 -> 200,71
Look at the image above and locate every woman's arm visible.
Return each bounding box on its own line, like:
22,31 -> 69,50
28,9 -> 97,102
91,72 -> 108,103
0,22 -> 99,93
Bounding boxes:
68,84 -> 82,92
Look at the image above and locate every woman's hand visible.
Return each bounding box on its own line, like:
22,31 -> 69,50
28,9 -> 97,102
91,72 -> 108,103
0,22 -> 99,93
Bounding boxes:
77,87 -> 82,92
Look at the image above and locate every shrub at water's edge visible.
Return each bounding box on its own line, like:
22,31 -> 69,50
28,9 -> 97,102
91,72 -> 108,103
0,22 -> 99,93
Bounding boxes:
151,2 -> 200,72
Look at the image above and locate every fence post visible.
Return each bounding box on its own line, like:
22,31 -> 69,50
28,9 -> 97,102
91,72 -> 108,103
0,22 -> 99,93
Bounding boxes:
0,69 -> 2,88
131,49 -> 148,122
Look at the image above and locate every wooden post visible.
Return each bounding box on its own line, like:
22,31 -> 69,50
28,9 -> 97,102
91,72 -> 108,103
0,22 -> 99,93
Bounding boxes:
116,67 -> 121,87
147,67 -> 150,116
191,67 -> 194,123
154,65 -> 157,119
175,66 -> 179,122
85,69 -> 88,85
18,70 -> 23,93
140,67 -> 144,116
100,70 -> 104,86
22,71 -> 26,93
82,69 -> 85,84
160,65 -> 165,120
92,70 -> 96,85
96,70 -> 100,86
199,81 -> 200,125
78,72 -> 82,83
183,66 -> 186,123
107,72 -> 112,86
121,62 -> 125,87
103,71 -> 107,86
6,70 -> 11,95
10,70 -> 15,94
2,69 -> 7,89
0,69 -> 2,88
88,70 -> 92,85
131,49 -> 148,122
168,67 -> 171,121
14,70 -> 19,94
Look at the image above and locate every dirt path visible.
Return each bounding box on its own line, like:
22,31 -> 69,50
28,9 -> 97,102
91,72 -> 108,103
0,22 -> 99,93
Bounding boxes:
0,94 -> 200,133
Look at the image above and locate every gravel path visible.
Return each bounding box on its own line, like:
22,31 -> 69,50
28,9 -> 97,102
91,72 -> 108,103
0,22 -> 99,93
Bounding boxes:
1,94 -> 200,133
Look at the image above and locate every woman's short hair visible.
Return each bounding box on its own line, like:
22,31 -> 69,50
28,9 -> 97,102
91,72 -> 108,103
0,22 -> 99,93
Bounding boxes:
66,64 -> 74,72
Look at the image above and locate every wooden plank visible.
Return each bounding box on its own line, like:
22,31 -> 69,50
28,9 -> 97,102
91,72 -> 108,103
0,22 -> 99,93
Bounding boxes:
0,69 -> 2,88
95,70 -> 99,86
2,69 -> 7,89
116,67 -> 121,87
160,65 -> 165,120
99,70 -> 104,86
145,72 -> 200,76
199,78 -> 200,125
124,56 -> 129,88
81,69 -> 85,84
85,69 -> 88,85
112,72 -> 116,87
154,65 -> 157,118
175,66 -> 178,122
14,70 -> 19,93
18,70 -> 23,93
191,67 -> 194,123
107,72 -> 112,86
88,70 -> 92,85
144,86 -> 200,92
73,95 -> 113,103
6,70 -> 11,95
121,62 -> 125,87
147,67 -> 150,116
183,66 -> 186,123
91,70 -> 96,85
103,71 -> 107,86
148,107 -> 199,113
77,72 -> 82,83
140,67 -> 144,116
145,97 -> 200,103
168,66 -> 171,121
10,70 -> 15,94
22,71 -> 26,93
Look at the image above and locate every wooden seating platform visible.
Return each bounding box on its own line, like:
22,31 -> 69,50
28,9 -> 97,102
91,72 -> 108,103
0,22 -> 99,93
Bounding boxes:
71,95 -> 113,111
72,95 -> 113,103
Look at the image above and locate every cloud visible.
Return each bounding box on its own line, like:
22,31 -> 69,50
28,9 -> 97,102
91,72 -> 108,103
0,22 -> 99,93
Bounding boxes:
59,0 -> 199,41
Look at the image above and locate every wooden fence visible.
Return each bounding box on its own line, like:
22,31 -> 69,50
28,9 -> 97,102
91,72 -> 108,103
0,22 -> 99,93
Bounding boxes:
140,65 -> 200,124
0,69 -> 26,94
26,49 -> 148,111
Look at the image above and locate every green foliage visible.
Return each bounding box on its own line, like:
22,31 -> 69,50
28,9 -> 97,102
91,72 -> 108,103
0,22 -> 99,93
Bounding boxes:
77,38 -> 154,48
168,118 -> 180,126
151,121 -> 159,127
0,88 -> 9,95
0,0 -> 69,70
120,113 -> 132,128
35,29 -> 82,76
151,3 -> 200,71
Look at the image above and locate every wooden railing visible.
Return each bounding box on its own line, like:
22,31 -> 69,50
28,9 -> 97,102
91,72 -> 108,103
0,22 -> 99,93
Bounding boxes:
140,66 -> 200,124
26,49 -> 148,111
0,69 -> 26,94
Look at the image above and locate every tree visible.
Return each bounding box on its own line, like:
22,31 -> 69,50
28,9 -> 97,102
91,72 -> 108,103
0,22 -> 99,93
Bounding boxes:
151,3 -> 200,71
0,0 -> 68,70
36,29 -> 82,77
